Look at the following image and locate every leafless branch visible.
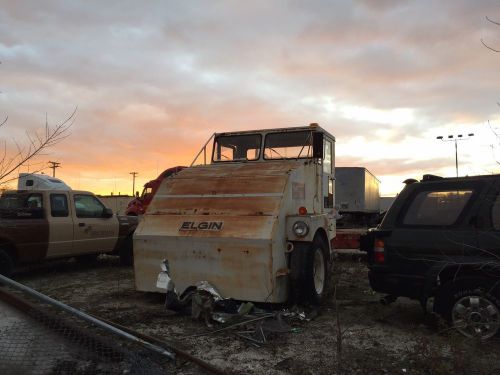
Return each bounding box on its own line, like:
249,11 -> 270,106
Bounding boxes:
0,116 -> 7,128
488,120 -> 500,139
0,108 -> 76,184
482,16 -> 500,53
481,38 -> 500,53
486,15 -> 500,26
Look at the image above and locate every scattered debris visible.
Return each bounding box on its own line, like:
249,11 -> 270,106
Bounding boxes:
164,281 -> 321,346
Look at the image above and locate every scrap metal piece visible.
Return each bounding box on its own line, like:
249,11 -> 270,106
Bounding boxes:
196,281 -> 224,302
260,313 -> 291,333
237,302 -> 254,316
211,312 -> 235,324
234,313 -> 292,346
191,291 -> 215,327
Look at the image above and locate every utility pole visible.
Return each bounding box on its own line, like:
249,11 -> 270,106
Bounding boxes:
48,161 -> 61,177
130,172 -> 138,196
436,133 -> 474,177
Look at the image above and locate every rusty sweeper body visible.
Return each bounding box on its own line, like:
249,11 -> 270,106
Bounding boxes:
133,124 -> 336,304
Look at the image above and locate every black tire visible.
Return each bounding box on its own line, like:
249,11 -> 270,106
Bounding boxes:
76,253 -> 99,264
119,236 -> 134,266
0,249 -> 14,278
436,278 -> 500,339
290,236 -> 330,305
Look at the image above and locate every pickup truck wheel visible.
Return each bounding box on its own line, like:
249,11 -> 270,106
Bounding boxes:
119,236 -> 134,266
291,237 -> 329,305
440,278 -> 500,339
0,249 -> 14,277
76,254 -> 98,264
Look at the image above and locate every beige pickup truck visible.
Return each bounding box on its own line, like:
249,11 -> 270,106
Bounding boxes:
0,186 -> 138,276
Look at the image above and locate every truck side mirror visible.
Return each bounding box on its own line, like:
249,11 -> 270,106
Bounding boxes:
102,208 -> 113,218
313,132 -> 324,159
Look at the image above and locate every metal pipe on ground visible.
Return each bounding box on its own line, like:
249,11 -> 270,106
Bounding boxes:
88,312 -> 228,375
0,274 -> 175,361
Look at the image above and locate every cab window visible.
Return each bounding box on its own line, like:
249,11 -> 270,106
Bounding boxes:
0,193 -> 43,209
74,194 -> 106,218
264,131 -> 313,159
323,140 -> 332,174
0,193 -> 44,219
213,134 -> 261,162
26,194 -> 43,209
50,194 -> 69,217
141,187 -> 153,198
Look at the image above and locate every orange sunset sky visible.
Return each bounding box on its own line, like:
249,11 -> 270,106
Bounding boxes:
1,1 -> 500,196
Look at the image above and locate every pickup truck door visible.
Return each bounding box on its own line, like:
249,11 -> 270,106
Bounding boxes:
72,193 -> 119,254
46,192 -> 74,258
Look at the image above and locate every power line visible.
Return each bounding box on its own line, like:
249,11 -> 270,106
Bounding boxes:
130,172 -> 138,196
48,161 -> 61,177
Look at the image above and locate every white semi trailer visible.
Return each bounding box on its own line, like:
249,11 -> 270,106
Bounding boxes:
133,124 -> 336,304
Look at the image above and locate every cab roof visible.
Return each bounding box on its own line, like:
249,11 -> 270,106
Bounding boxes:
215,124 -> 335,141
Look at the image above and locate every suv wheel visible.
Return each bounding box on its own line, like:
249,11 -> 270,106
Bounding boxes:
440,278 -> 500,339
0,249 -> 14,278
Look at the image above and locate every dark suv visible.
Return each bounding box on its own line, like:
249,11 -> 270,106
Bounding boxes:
361,174 -> 500,339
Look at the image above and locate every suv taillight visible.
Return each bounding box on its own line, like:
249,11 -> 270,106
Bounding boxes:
374,239 -> 385,263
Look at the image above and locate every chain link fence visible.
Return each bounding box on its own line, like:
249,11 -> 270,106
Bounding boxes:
0,284 -> 173,375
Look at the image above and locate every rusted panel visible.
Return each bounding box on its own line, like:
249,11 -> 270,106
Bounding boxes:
163,175 -> 287,196
175,160 -> 302,178
134,159 -> 308,302
151,197 -> 282,217
136,214 -> 277,240
133,236 -> 280,302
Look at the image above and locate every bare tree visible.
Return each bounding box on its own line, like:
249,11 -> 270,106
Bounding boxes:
0,109 -> 76,185
481,16 -> 500,52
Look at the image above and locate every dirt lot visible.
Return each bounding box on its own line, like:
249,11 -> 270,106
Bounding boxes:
11,255 -> 500,375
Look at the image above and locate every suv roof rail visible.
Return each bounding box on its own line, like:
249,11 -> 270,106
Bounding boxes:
403,178 -> 418,185
421,174 -> 443,181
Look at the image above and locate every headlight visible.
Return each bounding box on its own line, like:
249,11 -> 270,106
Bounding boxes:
292,221 -> 309,237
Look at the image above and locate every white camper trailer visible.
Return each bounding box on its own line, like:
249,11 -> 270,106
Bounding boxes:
17,173 -> 71,191
134,124 -> 336,304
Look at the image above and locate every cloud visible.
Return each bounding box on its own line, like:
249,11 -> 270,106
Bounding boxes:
0,0 -> 499,194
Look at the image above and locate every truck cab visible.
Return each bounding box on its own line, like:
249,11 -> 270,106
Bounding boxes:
133,124 -> 336,304
125,166 -> 185,216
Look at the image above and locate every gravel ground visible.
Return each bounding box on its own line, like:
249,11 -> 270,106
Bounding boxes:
8,255 -> 500,375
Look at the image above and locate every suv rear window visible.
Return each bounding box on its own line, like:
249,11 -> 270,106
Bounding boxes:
403,190 -> 473,226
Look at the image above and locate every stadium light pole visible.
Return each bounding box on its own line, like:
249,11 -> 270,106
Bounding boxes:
436,133 -> 474,177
